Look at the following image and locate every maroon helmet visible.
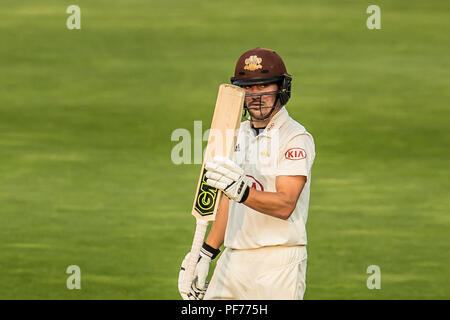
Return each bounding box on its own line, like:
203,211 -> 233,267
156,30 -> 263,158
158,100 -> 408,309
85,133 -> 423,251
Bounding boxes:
230,47 -> 292,106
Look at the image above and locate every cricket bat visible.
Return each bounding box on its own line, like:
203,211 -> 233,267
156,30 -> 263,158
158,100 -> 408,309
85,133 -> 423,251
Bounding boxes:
180,84 -> 245,296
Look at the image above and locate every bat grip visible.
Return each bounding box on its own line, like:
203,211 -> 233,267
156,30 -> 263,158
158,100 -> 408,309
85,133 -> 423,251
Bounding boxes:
181,219 -> 209,295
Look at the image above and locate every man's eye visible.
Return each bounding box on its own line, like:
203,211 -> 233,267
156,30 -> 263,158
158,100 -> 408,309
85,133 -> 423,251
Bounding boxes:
259,84 -> 266,89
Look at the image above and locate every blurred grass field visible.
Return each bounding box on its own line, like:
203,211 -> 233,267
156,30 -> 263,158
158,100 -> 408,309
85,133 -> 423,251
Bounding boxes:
0,0 -> 449,299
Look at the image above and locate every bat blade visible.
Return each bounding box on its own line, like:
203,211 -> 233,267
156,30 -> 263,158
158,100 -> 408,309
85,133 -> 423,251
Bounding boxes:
191,84 -> 245,221
180,84 -> 245,296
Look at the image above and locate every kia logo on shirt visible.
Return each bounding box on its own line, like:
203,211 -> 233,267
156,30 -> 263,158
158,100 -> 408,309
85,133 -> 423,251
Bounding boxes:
285,148 -> 306,160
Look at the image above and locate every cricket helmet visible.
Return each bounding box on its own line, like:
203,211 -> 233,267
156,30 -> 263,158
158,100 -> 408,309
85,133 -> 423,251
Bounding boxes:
230,47 -> 292,106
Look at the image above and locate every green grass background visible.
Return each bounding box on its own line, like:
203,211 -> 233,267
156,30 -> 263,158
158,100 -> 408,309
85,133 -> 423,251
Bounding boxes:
0,0 -> 449,299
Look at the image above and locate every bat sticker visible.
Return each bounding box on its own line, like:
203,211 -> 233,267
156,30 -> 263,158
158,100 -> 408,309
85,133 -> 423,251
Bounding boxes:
194,168 -> 218,216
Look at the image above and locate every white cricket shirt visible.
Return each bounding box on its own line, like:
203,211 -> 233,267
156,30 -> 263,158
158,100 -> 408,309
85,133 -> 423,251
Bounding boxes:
224,106 -> 315,249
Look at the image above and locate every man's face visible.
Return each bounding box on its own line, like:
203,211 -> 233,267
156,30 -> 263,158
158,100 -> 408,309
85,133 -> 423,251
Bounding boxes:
242,83 -> 279,121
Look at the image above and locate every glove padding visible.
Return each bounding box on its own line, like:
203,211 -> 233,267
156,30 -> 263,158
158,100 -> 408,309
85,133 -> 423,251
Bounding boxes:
178,252 -> 211,300
205,156 -> 251,203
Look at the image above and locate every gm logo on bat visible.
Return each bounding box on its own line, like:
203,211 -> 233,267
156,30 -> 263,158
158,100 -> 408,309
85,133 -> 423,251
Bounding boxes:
285,148 -> 306,160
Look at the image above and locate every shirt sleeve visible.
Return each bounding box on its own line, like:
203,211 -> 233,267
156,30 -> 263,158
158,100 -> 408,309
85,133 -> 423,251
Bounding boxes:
276,133 -> 315,178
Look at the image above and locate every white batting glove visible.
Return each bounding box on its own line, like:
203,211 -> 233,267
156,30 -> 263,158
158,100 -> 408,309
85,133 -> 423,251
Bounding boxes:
205,156 -> 251,203
178,252 -> 208,300
178,243 -> 220,300
194,254 -> 211,291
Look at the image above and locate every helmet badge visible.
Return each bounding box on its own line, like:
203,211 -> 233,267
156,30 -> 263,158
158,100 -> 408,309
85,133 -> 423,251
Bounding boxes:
244,55 -> 263,71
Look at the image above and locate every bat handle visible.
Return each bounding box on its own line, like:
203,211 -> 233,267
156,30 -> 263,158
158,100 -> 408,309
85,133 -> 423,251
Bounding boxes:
181,219 -> 209,295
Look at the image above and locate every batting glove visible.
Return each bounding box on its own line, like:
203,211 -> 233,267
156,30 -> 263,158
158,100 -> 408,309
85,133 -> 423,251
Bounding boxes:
178,243 -> 220,300
205,156 -> 251,203
178,252 -> 206,300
